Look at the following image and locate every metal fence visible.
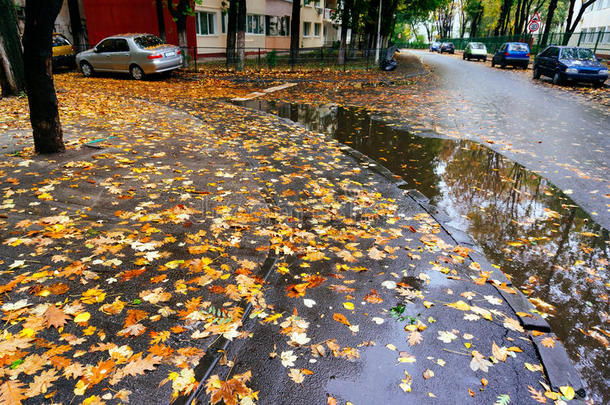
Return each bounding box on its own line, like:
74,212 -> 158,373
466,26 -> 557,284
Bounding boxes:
404,30 -> 610,57
178,46 -> 386,71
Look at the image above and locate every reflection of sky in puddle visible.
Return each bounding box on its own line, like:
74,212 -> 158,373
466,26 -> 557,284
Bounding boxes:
240,99 -> 609,403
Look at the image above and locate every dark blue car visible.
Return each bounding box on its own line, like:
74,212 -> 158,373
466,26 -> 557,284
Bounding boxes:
491,42 -> 530,69
533,46 -> 607,87
429,42 -> 441,52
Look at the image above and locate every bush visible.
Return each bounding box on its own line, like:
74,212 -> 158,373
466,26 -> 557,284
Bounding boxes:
266,50 -> 277,68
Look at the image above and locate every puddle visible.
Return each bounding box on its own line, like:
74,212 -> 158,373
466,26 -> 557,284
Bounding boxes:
239,99 -> 609,403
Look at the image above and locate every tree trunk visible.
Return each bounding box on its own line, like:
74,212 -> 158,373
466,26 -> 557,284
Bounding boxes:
563,0 -> 598,45
348,10 -> 359,55
338,0 -> 353,64
540,0 -> 558,47
226,0 -> 237,66
23,0 -> 65,154
67,0 -> 85,51
236,0 -> 246,70
155,0 -> 166,42
290,0 -> 300,64
0,0 -> 25,97
494,0 -> 513,36
167,0 -> 189,48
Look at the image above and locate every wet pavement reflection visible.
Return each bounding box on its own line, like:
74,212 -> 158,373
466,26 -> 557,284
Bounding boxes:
240,99 -> 609,403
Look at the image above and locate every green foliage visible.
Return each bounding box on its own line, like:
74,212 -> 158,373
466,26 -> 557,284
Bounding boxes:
266,50 -> 278,68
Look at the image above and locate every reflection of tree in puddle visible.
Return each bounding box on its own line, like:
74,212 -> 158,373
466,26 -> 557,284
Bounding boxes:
435,142 -> 609,402
244,100 -> 609,402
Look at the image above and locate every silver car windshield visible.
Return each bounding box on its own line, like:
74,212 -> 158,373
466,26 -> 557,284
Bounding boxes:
134,35 -> 165,49
470,43 -> 485,49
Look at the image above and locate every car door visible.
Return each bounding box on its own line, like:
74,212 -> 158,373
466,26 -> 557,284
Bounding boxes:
494,44 -> 505,63
536,48 -> 549,72
109,39 -> 131,72
91,38 -> 115,71
545,47 -> 559,73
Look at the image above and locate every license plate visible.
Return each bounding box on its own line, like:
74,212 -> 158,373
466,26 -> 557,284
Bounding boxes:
165,51 -> 175,57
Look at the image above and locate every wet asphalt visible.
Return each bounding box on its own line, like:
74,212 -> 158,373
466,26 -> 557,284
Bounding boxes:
410,50 -> 610,229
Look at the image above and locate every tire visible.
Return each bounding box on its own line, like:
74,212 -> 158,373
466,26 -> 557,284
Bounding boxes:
483,57 -> 487,62
130,65 -> 145,80
522,63 -> 528,70
463,53 -> 466,60
491,59 -> 495,67
552,71 -> 563,85
500,61 -> 506,69
80,61 -> 93,77
592,80 -> 604,89
533,67 -> 540,79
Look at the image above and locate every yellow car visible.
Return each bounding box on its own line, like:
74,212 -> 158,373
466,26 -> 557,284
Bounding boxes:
52,33 -> 75,69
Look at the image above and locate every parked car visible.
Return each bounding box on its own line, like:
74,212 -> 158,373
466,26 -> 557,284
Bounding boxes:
440,42 -> 455,54
491,42 -> 530,69
76,33 -> 182,80
533,46 -> 607,87
429,42 -> 441,52
463,42 -> 487,61
52,33 -> 75,69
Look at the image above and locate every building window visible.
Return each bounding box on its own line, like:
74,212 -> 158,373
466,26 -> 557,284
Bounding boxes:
196,12 -> 216,36
247,14 -> 265,34
221,11 -> 227,34
265,16 -> 290,36
604,26 -> 610,44
314,23 -> 321,37
303,22 -> 311,37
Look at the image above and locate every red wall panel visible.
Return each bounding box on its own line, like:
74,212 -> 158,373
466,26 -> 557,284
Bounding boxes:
82,0 -> 195,47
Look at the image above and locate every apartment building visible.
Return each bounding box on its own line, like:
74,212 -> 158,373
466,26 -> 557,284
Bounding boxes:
192,0 -> 331,52
566,0 -> 610,53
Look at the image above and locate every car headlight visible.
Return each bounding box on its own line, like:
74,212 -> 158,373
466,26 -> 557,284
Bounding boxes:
599,69 -> 608,75
565,68 -> 578,74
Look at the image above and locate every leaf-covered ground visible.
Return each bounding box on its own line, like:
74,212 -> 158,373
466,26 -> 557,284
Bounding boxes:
0,69 -> 591,404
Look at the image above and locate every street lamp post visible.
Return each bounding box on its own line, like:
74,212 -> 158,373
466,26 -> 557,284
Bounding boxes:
374,0 -> 382,63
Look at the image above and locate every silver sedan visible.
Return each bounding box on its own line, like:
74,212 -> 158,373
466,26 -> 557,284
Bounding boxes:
76,33 -> 183,80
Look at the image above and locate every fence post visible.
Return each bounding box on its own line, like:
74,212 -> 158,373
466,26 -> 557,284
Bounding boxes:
593,31 -> 602,54
193,47 -> 197,72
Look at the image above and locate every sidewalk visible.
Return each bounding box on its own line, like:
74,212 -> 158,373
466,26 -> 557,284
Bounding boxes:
0,73 -> 586,404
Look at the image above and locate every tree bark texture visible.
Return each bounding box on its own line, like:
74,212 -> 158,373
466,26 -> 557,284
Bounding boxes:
236,0 -> 246,70
0,0 -> 25,97
338,0 -> 353,64
226,0 -> 237,66
540,0 -> 558,47
290,0 -> 301,64
23,0 -> 65,154
155,0 -> 166,42
67,0 -> 86,50
167,0 -> 190,48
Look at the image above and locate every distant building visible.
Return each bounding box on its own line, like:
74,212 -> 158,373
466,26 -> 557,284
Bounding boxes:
78,0 -> 336,55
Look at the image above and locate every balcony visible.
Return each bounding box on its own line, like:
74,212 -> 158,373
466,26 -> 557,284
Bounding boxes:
324,8 -> 333,21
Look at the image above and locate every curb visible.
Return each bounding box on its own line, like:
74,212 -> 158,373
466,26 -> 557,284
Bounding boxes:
402,188 -> 587,400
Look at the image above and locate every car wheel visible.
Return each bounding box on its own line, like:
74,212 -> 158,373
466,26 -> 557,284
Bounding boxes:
491,59 -> 495,67
483,57 -> 487,62
500,61 -> 506,69
463,53 -> 466,60
80,61 -> 93,77
552,72 -> 563,85
533,67 -> 540,79
130,65 -> 145,80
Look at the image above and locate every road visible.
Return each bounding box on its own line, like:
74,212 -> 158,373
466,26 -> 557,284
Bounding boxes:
410,50 -> 610,229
